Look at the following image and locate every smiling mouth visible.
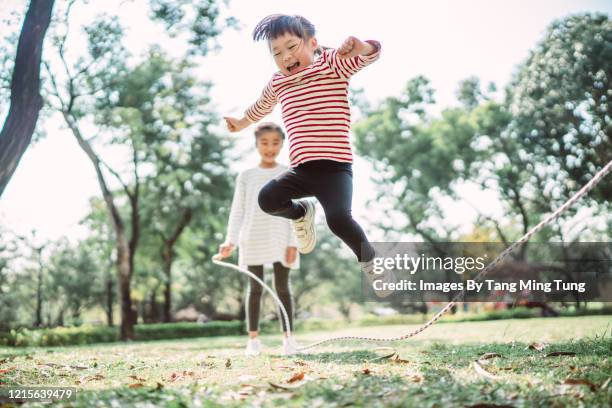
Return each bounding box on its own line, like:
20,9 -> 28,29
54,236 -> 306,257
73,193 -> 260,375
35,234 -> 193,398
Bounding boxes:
287,62 -> 300,73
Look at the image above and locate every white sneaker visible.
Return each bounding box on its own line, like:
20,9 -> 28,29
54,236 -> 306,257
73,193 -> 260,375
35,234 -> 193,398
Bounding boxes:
282,336 -> 300,356
361,253 -> 396,298
292,199 -> 316,254
245,338 -> 262,356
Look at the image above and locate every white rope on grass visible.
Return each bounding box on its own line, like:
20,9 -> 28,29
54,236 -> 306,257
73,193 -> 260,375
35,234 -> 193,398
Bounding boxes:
212,158 -> 612,352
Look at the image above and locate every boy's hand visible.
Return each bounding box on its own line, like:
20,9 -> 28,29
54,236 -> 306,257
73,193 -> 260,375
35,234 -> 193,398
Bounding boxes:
218,243 -> 235,259
224,116 -> 250,133
285,246 -> 297,265
337,36 -> 374,59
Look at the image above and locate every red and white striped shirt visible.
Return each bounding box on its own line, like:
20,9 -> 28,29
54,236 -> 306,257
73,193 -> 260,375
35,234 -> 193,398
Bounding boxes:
245,41 -> 381,167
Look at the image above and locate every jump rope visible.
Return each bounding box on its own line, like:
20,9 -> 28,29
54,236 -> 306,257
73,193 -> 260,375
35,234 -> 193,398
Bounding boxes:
212,159 -> 612,352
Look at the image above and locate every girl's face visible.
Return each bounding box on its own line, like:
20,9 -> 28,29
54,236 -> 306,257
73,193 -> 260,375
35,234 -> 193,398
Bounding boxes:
270,32 -> 318,76
256,131 -> 283,165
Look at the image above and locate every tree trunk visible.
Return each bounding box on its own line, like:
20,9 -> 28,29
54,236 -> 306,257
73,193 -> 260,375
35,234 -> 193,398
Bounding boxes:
161,208 -> 193,323
35,266 -> 43,327
162,247 -> 172,323
105,271 -> 114,326
62,112 -> 137,340
117,241 -> 136,340
0,0 -> 55,197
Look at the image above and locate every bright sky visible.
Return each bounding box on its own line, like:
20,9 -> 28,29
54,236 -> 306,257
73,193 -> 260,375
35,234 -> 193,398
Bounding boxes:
1,0 -> 611,244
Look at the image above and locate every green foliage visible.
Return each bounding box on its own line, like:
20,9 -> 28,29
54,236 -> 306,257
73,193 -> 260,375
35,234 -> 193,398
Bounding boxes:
148,0 -> 238,56
508,13 -> 612,203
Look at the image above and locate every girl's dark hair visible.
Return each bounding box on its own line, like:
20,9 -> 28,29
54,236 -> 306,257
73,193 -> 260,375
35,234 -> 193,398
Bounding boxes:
253,14 -> 315,42
254,122 -> 285,141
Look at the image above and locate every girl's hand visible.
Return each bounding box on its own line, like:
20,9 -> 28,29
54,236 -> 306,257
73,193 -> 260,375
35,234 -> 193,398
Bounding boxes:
218,243 -> 235,259
337,36 -> 375,59
285,246 -> 297,265
224,116 -> 250,132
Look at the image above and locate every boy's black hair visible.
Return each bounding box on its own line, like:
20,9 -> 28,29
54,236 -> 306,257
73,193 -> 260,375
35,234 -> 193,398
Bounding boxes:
252,14 -> 316,43
254,122 -> 285,141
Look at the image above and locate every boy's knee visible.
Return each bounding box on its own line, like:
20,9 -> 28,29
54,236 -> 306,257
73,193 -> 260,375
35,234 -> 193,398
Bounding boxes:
258,183 -> 278,214
326,212 -> 352,234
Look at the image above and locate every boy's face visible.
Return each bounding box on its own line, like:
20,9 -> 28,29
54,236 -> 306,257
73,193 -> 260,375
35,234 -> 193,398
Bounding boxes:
270,32 -> 318,76
256,130 -> 283,164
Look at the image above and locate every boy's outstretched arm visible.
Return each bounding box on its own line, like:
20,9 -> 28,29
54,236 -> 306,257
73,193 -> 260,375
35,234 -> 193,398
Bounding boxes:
337,36 -> 379,59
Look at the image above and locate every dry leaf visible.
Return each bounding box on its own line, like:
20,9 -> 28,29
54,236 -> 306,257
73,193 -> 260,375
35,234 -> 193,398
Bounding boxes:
527,342 -> 547,352
294,360 -> 309,366
269,381 -> 304,390
129,375 -> 146,382
545,351 -> 576,357
473,361 -> 499,380
362,368 -> 372,375
392,355 -> 410,364
406,373 -> 423,383
169,372 -> 184,382
563,378 -> 597,392
370,351 -> 396,362
478,352 -> 502,360
128,383 -> 144,388
287,371 -> 305,383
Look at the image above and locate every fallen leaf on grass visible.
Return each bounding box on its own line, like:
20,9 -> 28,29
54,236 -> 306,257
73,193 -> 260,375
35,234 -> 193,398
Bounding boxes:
563,378 -> 598,392
473,361 -> 499,380
76,373 -> 105,384
478,352 -> 502,360
545,351 -> 576,357
392,355 -> 410,364
0,367 -> 15,375
128,383 -> 144,389
128,375 -> 146,382
287,371 -> 305,383
405,373 -> 423,383
362,368 -> 372,375
369,351 -> 396,362
269,381 -> 304,390
527,342 -> 547,352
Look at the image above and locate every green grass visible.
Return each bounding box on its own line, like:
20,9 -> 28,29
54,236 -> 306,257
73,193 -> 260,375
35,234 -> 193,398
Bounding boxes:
1,316 -> 611,407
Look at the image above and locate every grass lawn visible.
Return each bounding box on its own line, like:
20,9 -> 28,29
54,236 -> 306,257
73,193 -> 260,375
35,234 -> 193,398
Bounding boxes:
1,316 -> 611,407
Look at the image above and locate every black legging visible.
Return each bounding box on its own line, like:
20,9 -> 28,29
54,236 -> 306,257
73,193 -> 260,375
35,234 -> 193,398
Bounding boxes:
246,262 -> 293,332
258,159 -> 375,262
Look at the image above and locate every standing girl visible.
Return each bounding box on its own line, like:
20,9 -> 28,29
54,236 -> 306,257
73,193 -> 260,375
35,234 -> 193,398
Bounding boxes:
218,122 -> 300,355
224,14 -> 394,297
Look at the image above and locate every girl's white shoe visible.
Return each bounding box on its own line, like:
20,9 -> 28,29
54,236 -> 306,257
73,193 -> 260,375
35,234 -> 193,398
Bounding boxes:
282,336 -> 300,355
245,338 -> 262,356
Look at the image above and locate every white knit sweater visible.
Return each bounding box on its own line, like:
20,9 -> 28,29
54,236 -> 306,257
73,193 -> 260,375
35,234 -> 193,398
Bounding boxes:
225,164 -> 299,269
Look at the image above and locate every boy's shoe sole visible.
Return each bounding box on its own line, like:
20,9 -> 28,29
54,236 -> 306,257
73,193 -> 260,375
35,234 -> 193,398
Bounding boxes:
292,199 -> 316,254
